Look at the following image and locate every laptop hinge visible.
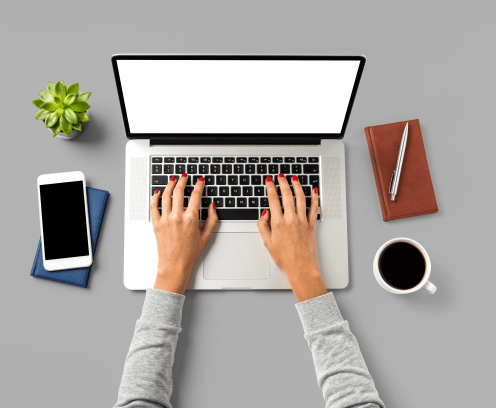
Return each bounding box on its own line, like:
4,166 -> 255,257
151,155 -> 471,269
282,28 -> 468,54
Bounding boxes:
150,138 -> 322,146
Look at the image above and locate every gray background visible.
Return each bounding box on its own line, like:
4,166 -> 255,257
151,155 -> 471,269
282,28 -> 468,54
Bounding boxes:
1,1 -> 494,406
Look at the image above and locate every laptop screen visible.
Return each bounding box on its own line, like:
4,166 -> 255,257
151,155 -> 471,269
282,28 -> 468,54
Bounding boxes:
113,56 -> 364,137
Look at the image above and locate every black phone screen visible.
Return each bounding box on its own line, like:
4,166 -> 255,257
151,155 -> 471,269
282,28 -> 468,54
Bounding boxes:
39,181 -> 90,260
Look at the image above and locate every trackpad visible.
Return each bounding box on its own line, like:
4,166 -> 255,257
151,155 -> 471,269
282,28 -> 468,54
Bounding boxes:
203,233 -> 269,280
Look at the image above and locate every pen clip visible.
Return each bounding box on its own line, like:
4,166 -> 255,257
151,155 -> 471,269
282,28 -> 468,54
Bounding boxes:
389,170 -> 396,194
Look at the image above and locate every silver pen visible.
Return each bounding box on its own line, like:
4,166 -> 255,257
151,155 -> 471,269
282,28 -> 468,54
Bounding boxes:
389,122 -> 409,201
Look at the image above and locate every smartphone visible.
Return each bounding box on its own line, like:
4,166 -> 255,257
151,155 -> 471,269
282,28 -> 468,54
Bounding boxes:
37,171 -> 93,271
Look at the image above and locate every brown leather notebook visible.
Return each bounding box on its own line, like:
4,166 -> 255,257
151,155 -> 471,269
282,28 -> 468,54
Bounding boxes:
364,119 -> 438,221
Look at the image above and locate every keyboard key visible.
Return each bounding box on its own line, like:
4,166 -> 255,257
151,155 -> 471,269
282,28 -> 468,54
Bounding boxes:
226,197 -> 235,207
164,157 -> 175,163
272,157 -> 283,163
211,165 -> 221,174
284,157 -> 295,163
222,164 -> 232,174
297,157 -> 307,163
240,176 -> 250,185
298,175 -> 308,184
292,164 -> 302,174
257,164 -> 267,174
302,186 -> 311,196
228,176 -> 238,185
286,176 -> 293,185
243,187 -> 253,196
184,187 -> 194,196
236,157 -> 247,163
188,157 -> 199,163
201,197 -> 212,207
205,175 -> 215,185
193,175 -> 202,184
306,197 -> 321,206
234,164 -> 244,174
225,157 -> 235,163
245,164 -> 255,174
249,197 -> 259,207
187,165 -> 197,174
212,157 -> 223,163
261,197 -> 269,207
219,186 -> 229,196
152,165 -> 162,174
199,164 -> 209,174
207,187 -> 218,196
163,165 -> 174,174
151,186 -> 165,195
175,164 -> 185,174
281,164 -> 290,174
202,209 -> 258,220
152,157 -> 163,163
237,197 -> 247,207
309,157 -> 319,163
303,164 -> 319,174
251,176 -> 262,185
249,157 -> 259,163
214,197 -> 224,207
231,187 -> 241,196
216,175 -> 226,185
184,197 -> 189,207
152,176 -> 169,185
261,157 -> 271,163
200,157 -> 211,163
268,164 -> 279,174
254,186 -> 264,196
309,175 -> 319,188
176,157 -> 187,163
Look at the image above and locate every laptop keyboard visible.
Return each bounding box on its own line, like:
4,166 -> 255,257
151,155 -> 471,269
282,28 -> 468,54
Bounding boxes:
150,156 -> 321,221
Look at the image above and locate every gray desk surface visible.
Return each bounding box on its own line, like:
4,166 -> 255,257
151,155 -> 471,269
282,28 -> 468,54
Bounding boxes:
1,1 -> 494,406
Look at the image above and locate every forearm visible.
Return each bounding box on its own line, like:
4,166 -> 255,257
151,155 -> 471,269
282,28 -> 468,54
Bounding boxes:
114,289 -> 185,408
296,292 -> 385,408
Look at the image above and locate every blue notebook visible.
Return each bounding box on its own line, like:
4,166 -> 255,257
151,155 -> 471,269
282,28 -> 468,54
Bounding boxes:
31,187 -> 110,288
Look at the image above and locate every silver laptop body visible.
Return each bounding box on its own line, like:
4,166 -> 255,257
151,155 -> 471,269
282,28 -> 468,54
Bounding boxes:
112,54 -> 366,290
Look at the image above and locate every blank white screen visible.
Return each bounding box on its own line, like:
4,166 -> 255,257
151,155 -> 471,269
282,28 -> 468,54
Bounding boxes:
117,59 -> 360,134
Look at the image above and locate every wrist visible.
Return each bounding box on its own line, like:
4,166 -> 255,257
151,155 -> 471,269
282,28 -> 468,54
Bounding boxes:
287,268 -> 327,303
154,265 -> 191,295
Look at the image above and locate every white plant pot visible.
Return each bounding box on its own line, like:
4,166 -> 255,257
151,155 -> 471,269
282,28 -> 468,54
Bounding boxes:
52,121 -> 89,140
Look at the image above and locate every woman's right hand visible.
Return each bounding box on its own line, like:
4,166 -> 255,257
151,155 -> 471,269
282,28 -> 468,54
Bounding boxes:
257,174 -> 327,302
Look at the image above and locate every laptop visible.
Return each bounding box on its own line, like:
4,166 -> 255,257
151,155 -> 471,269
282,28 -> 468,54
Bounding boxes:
111,54 -> 365,290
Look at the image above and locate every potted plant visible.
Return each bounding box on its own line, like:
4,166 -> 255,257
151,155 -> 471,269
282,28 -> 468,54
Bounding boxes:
32,81 -> 91,139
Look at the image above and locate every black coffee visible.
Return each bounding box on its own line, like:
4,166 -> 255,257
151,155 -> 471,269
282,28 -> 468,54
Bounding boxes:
379,242 -> 426,290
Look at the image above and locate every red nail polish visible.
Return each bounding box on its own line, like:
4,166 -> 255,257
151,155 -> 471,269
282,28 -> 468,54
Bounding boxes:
212,202 -> 216,210
314,187 -> 318,194
181,173 -> 187,177
262,209 -> 267,216
292,175 -> 298,181
199,176 -> 205,181
279,173 -> 284,178
266,176 -> 273,182
155,189 -> 160,194
170,176 -> 175,181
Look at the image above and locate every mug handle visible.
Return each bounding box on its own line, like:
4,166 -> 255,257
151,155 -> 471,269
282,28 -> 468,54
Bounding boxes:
421,280 -> 437,294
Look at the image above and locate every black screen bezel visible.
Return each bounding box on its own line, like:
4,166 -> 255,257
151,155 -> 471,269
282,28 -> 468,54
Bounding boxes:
111,54 -> 366,141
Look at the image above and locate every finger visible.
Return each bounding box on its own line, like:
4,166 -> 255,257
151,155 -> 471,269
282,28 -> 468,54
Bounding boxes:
292,175 -> 306,221
265,176 -> 282,220
308,187 -> 319,228
200,203 -> 218,245
150,188 -> 161,224
278,173 -> 295,216
257,208 -> 271,247
172,173 -> 188,212
163,176 -> 176,214
188,176 -> 205,214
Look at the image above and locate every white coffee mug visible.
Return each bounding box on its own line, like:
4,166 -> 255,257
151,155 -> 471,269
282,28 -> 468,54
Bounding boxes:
373,237 -> 437,294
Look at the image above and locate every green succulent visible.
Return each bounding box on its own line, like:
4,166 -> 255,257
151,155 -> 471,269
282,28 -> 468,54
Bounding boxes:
32,81 -> 91,137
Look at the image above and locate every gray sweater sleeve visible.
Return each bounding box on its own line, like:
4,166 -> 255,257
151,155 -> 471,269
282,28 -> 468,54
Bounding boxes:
114,288 -> 185,408
296,292 -> 385,408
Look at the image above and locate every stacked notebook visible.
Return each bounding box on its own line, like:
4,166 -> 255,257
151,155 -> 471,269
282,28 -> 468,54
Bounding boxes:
31,187 -> 109,288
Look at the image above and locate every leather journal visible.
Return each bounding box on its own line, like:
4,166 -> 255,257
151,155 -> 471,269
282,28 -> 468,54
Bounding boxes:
31,187 -> 110,288
364,119 -> 438,221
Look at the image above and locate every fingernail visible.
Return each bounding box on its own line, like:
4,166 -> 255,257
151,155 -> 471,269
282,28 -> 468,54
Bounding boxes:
314,187 -> 318,194
155,189 -> 160,194
212,202 -> 216,210
170,176 -> 175,181
262,209 -> 267,216
181,173 -> 187,177
279,173 -> 284,178
199,176 -> 205,181
292,175 -> 298,181
266,176 -> 273,182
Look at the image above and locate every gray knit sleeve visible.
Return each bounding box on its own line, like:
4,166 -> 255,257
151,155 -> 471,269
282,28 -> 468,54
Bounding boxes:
114,289 -> 185,408
296,292 -> 385,408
